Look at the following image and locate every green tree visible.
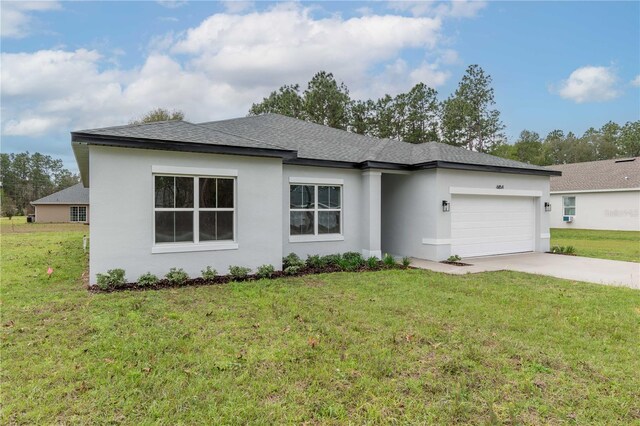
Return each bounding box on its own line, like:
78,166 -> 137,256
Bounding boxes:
487,141 -> 517,160
303,72 -> 351,129
441,65 -> 505,152
349,99 -> 375,135
130,108 -> 185,125
619,121 -> 640,157
513,130 -> 544,164
249,84 -> 305,119
402,83 -> 440,143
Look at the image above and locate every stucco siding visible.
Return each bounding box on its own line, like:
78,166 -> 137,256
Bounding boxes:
89,146 -> 283,285
35,204 -> 89,223
550,191 -> 640,231
282,165 -> 368,258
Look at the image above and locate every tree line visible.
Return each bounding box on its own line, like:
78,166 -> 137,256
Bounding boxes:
250,67 -> 639,162
1,152 -> 80,216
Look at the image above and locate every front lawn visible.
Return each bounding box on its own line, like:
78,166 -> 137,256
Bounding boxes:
551,228 -> 640,263
2,225 -> 639,424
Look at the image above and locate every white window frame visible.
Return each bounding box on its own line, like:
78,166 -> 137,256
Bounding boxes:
151,166 -> 238,254
289,182 -> 344,243
70,206 -> 87,222
563,196 -> 576,217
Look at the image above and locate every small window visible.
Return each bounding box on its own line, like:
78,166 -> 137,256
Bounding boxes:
70,206 -> 87,222
154,175 -> 235,244
563,196 -> 576,216
289,184 -> 341,236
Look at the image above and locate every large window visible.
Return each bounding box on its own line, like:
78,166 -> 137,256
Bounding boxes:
290,184 -> 341,236
563,196 -> 576,216
70,206 -> 87,222
154,175 -> 235,244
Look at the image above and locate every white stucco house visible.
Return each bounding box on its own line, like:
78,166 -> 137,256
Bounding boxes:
72,114 -> 560,285
548,157 -> 639,231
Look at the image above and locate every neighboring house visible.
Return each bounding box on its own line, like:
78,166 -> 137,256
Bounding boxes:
548,157 -> 640,231
71,114 -> 560,285
31,183 -> 90,223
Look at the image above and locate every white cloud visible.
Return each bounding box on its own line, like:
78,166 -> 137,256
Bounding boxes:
156,0 -> 187,9
221,1 -> 254,14
0,1 -> 61,38
631,75 -> 640,88
387,0 -> 486,18
556,65 -> 621,103
2,3 -> 474,141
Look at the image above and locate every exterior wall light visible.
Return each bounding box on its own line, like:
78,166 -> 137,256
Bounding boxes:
544,202 -> 551,212
442,200 -> 450,212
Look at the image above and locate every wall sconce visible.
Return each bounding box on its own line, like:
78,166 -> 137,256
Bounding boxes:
544,202 -> 551,212
442,200 -> 450,212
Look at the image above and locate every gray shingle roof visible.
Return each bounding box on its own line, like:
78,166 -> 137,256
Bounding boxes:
548,157 -> 640,191
72,114 -> 553,173
31,183 -> 89,205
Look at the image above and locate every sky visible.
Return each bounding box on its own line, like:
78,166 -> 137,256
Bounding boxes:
1,0 -> 639,172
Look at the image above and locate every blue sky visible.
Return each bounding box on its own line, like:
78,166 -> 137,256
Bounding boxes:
1,1 -> 639,172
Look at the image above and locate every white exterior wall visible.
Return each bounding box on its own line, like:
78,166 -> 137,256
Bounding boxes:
382,168 -> 551,261
550,190 -> 640,231
282,165 -> 370,258
89,146 -> 283,284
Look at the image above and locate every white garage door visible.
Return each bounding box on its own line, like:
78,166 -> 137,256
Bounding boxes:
451,195 -> 535,258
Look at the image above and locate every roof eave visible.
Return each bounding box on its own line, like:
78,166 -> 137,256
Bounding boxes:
414,160 -> 562,176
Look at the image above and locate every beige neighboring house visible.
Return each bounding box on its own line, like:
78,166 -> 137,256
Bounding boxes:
31,183 -> 90,223
549,157 -> 639,231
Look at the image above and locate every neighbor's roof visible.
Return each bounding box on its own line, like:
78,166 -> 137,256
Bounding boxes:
31,183 -> 89,205
71,113 -> 558,184
548,157 -> 640,192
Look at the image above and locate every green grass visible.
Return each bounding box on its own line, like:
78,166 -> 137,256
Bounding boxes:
2,225 -> 639,424
551,228 -> 640,263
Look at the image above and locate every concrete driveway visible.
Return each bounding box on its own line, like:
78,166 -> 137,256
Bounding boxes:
411,252 -> 639,289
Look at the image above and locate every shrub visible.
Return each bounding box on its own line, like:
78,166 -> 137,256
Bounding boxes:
447,255 -> 462,262
342,251 -> 364,266
165,267 -> 189,285
201,266 -> 217,280
229,265 -> 251,280
564,245 -> 576,255
306,254 -> 325,269
401,256 -> 411,267
284,265 -> 301,275
320,253 -> 342,267
256,264 -> 275,279
366,256 -> 379,269
382,253 -> 396,268
283,253 -> 305,269
137,272 -> 159,286
96,268 -> 126,289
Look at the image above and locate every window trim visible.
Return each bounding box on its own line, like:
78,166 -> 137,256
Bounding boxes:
69,205 -> 87,222
562,196 -> 576,217
151,168 -> 238,254
288,182 -> 343,243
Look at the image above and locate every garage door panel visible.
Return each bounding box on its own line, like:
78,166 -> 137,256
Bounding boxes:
451,195 -> 535,258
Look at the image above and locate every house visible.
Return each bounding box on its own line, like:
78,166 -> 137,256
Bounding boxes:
548,157 -> 640,231
72,114 -> 560,285
31,183 -> 90,223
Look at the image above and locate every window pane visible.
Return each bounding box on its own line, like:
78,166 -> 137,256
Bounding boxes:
329,186 -> 340,208
78,207 -> 87,222
217,179 -> 234,208
155,211 -> 193,243
199,178 -> 216,208
318,211 -> 340,234
318,186 -> 329,209
175,177 -> 194,208
564,208 -> 576,216
155,176 -> 175,208
318,186 -> 340,209
290,185 -> 314,209
563,197 -> 575,207
199,211 -> 234,241
290,211 -> 314,235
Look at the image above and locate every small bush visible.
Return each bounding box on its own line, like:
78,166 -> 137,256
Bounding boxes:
137,272 -> 158,286
283,253 -> 305,269
343,251 -> 364,266
401,256 -> 411,267
96,268 -> 126,289
321,254 -> 342,267
284,265 -> 301,275
551,245 -> 576,255
306,254 -> 325,269
256,264 -> 275,279
229,265 -> 251,280
382,253 -> 396,268
447,255 -> 462,262
564,245 -> 576,255
201,266 -> 217,280
165,267 -> 189,285
366,256 -> 379,269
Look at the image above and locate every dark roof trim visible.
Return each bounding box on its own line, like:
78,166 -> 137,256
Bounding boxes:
414,160 -> 562,176
284,157 -> 360,169
71,133 -> 298,160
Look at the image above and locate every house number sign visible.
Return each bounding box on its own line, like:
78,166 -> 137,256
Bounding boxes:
496,185 -> 504,189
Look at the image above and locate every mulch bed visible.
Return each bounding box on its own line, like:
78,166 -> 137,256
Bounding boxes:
88,264 -> 409,293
